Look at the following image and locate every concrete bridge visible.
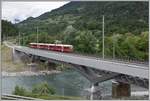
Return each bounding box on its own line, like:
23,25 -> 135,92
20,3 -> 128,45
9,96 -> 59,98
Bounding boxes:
4,41 -> 149,99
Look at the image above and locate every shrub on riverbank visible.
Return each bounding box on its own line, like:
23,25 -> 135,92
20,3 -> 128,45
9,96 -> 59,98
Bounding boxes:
12,82 -> 82,100
32,82 -> 55,95
13,82 -> 55,96
13,85 -> 27,96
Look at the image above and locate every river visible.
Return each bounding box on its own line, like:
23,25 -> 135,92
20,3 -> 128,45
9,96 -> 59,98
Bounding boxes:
2,68 -> 112,97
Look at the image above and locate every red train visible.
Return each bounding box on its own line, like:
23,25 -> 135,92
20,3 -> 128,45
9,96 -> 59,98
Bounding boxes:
29,43 -> 73,53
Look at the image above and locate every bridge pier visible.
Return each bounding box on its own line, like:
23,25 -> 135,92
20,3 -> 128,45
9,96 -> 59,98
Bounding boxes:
12,49 -> 32,64
12,49 -> 21,63
112,80 -> 131,98
12,48 -> 16,62
84,83 -> 102,100
46,61 -> 57,70
90,83 -> 102,100
71,65 -> 120,100
27,63 -> 38,71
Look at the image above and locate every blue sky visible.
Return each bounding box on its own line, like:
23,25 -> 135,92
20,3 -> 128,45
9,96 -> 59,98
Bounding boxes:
2,1 -> 69,23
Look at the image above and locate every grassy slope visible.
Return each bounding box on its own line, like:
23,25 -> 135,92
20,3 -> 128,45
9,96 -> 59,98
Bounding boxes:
1,44 -> 26,72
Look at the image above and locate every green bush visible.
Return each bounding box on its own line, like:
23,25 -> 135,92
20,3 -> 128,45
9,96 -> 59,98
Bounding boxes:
12,85 -> 27,96
32,82 -> 55,95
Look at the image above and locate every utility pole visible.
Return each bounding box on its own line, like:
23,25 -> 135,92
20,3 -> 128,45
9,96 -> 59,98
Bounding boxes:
113,33 -> 115,59
102,15 -> 105,59
19,32 -> 20,45
22,33 -> 25,46
6,33 -> 8,40
36,26 -> 39,44
6,33 -> 7,40
22,33 -> 23,45
45,33 -> 47,43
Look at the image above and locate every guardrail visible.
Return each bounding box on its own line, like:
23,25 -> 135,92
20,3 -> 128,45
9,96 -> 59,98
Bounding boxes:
2,94 -> 43,100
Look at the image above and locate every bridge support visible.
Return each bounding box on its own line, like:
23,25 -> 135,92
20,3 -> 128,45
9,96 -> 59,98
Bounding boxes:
47,61 -> 57,70
27,63 -> 38,71
71,64 -> 119,100
12,48 -> 16,62
112,80 -> 131,98
12,49 -> 32,64
84,83 -> 102,100
90,83 -> 102,100
12,49 -> 21,63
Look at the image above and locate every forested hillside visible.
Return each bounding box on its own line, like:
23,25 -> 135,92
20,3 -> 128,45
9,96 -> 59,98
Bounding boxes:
17,1 -> 148,35
14,1 -> 149,61
2,20 -> 18,40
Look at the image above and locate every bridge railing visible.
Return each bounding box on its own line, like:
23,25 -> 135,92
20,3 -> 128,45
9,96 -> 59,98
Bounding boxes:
71,51 -> 149,66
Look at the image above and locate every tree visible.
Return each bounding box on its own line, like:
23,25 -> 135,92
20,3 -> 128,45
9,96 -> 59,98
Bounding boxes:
2,20 -> 18,40
32,82 -> 55,95
13,85 -> 27,96
74,30 -> 97,54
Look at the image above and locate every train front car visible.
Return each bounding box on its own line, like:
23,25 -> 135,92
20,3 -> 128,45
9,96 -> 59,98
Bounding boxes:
29,43 -> 38,48
62,44 -> 73,53
53,44 -> 73,53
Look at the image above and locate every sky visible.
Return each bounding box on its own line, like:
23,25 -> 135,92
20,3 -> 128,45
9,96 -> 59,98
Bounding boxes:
2,1 -> 69,23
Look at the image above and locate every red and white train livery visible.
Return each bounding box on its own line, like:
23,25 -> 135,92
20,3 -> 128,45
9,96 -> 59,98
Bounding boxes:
29,43 -> 73,53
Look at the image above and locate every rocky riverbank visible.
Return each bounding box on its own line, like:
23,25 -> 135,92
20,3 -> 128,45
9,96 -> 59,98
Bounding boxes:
2,70 -> 61,77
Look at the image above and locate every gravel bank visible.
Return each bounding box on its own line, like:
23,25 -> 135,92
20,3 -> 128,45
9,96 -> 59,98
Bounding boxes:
2,70 -> 61,77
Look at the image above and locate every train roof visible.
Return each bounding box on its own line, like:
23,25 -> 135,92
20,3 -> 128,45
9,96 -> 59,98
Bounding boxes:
29,43 -> 73,47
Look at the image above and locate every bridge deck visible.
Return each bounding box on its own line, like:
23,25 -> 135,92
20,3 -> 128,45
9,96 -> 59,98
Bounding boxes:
14,46 -> 149,79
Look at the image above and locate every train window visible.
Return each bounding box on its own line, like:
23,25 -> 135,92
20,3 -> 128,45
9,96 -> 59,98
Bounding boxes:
64,47 -> 70,49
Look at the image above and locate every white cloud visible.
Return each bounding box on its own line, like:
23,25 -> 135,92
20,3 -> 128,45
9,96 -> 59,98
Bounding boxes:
2,1 -> 69,23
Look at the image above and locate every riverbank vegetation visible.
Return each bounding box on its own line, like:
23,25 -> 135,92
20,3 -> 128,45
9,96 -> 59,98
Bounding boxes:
13,82 -> 82,100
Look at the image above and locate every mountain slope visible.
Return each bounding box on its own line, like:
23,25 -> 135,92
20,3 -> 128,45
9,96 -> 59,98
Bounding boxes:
17,1 -> 148,35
